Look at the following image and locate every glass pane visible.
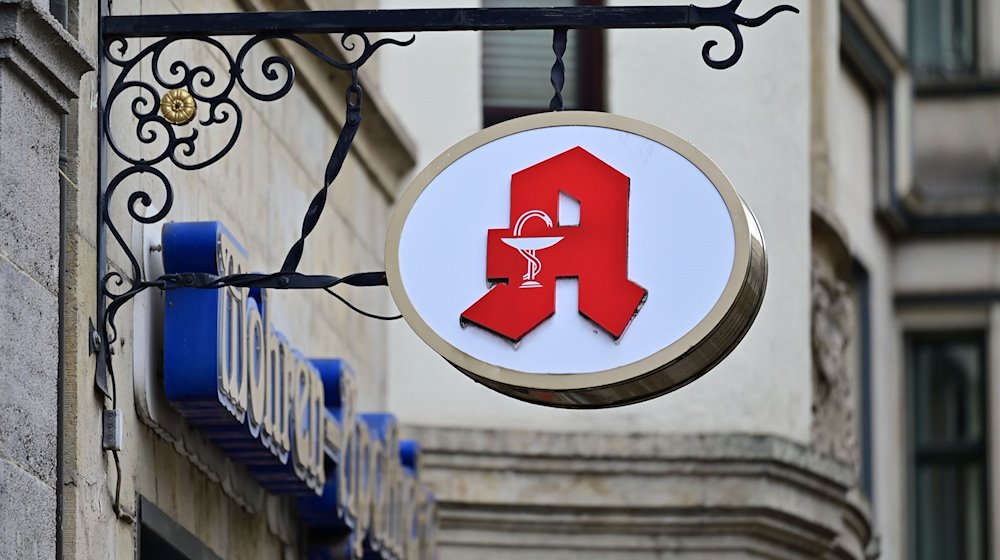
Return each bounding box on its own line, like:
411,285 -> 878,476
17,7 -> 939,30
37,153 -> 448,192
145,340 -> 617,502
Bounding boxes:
912,337 -> 984,446
915,462 -> 986,560
910,0 -> 976,76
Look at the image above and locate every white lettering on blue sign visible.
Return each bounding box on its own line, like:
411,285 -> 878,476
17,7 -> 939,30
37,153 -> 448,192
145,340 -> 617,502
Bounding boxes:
162,222 -> 437,560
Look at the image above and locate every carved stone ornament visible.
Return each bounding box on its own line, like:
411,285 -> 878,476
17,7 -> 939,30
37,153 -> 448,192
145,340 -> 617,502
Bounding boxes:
811,255 -> 856,465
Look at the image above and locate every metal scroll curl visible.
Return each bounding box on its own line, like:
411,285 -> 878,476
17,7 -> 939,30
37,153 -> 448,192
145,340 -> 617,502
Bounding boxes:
102,32 -> 412,170
101,165 -> 171,350
695,0 -> 799,69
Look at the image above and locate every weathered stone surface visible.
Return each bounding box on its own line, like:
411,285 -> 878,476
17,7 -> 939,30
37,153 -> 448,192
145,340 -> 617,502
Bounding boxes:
0,457 -> 55,560
403,426 -> 874,560
0,0 -> 91,292
0,70 -> 60,293
811,254 -> 857,466
0,3 -> 92,560
0,258 -> 57,486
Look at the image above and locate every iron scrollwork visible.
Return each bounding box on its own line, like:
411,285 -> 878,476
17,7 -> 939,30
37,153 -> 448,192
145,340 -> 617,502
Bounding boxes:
97,31 -> 413,403
693,0 -> 799,69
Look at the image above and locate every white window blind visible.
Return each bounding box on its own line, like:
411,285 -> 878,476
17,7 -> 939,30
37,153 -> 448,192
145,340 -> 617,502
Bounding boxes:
483,0 -> 585,112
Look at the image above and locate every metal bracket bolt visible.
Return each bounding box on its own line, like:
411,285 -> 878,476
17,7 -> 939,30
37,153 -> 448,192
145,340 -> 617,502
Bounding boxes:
88,318 -> 102,356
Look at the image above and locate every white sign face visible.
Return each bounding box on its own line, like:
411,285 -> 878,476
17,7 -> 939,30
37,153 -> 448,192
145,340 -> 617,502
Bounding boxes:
386,112 -> 766,408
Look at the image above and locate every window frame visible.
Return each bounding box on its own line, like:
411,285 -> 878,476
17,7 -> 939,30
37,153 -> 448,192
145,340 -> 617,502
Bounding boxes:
854,261 -> 874,500
905,330 -> 992,560
138,496 -> 221,560
907,0 -> 981,83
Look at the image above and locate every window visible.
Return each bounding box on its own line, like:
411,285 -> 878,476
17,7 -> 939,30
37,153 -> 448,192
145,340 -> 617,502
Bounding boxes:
909,0 -> 976,77
482,0 -> 604,126
908,333 -> 989,560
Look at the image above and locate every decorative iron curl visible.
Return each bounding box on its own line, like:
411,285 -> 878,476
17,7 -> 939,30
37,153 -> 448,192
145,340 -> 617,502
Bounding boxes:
97,164 -> 173,397
102,32 -> 414,170
693,0 -> 798,70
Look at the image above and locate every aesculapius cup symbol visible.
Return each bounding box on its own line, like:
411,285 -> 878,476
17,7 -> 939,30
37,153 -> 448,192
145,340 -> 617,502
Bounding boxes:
500,209 -> 563,289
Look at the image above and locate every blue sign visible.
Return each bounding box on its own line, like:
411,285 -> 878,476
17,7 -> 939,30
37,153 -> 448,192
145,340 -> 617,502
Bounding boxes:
162,222 -> 436,559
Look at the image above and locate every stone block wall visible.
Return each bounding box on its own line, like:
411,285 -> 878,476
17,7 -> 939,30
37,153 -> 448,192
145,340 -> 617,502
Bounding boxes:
0,2 -> 90,559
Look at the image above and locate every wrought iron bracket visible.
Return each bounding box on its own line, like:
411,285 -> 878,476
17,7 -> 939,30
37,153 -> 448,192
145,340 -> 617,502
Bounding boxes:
94,1 -> 796,406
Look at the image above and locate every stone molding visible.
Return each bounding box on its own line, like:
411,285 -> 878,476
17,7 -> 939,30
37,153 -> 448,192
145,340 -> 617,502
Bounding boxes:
403,426 -> 875,559
0,0 -> 93,113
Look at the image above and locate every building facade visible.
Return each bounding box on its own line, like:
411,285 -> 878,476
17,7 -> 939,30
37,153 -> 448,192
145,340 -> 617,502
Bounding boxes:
380,0 -> 1000,559
1,0 -> 998,558
3,0 -> 435,558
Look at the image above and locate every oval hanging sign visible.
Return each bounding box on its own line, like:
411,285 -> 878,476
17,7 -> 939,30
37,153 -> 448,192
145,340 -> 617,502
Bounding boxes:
386,112 -> 766,408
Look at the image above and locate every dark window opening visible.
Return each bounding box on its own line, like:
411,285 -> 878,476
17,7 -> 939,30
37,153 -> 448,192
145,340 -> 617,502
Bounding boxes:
907,333 -> 989,560
139,497 -> 221,560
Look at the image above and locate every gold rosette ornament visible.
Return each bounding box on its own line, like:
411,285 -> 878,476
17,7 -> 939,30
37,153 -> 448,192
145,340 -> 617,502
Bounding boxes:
160,88 -> 197,125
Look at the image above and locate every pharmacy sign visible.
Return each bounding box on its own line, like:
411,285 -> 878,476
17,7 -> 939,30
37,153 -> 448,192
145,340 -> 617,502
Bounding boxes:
386,112 -> 767,408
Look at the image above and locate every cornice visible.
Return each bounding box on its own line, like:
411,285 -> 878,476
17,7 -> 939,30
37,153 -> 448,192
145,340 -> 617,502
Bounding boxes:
403,426 -> 874,559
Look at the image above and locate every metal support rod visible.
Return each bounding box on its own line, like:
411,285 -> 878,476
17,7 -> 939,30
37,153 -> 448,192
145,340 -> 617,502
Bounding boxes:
95,0 -> 110,398
280,69 -> 364,274
103,4 -> 797,37
549,28 -> 567,112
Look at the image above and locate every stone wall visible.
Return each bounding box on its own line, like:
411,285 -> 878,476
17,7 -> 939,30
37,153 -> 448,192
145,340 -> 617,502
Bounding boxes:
0,2 -> 90,559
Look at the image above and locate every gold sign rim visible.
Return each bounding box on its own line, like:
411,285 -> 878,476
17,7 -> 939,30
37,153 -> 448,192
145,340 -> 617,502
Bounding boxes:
385,111 -> 767,408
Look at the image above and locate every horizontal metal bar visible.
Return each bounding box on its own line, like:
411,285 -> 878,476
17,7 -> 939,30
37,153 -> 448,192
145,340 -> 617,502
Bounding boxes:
104,6 -> 715,37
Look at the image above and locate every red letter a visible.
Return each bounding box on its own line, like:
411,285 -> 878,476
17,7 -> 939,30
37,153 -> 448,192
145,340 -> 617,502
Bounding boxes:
460,147 -> 647,343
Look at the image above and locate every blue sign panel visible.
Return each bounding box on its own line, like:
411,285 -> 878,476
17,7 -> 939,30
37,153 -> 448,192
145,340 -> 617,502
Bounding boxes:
162,222 -> 436,559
